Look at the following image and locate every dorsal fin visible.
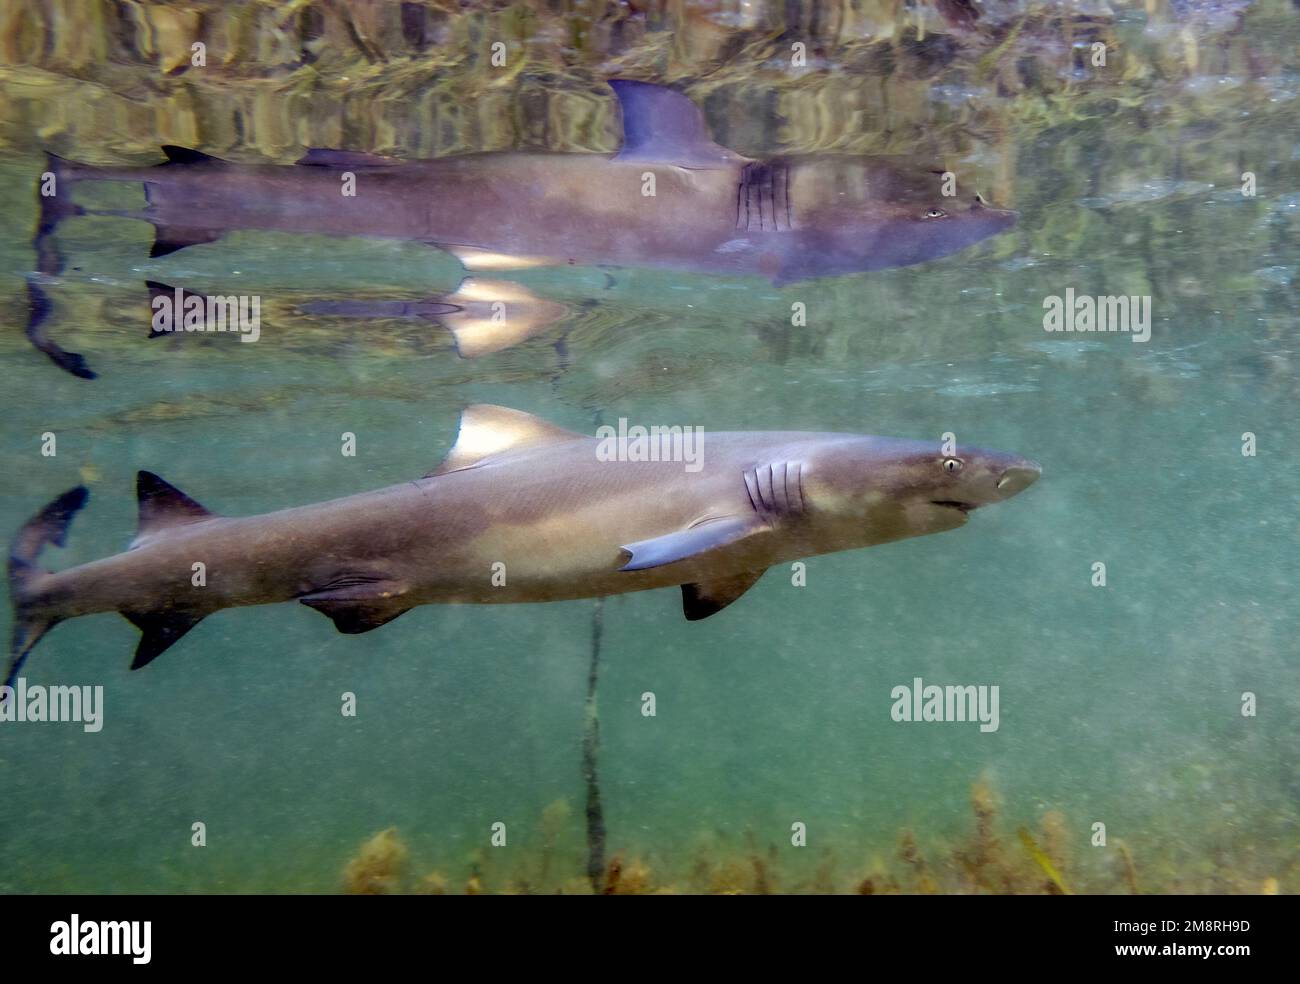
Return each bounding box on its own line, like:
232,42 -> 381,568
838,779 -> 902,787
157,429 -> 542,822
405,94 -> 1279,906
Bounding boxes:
427,405 -> 585,477
158,145 -> 226,166
134,471 -> 217,546
439,279 -> 570,358
442,246 -> 554,271
608,79 -> 746,168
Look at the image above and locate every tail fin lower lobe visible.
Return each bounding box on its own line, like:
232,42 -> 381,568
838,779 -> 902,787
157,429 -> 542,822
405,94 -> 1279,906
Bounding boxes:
5,486 -> 88,692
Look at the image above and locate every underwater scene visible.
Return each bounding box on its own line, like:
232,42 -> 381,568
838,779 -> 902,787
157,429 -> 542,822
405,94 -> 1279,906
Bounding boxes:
0,0 -> 1295,896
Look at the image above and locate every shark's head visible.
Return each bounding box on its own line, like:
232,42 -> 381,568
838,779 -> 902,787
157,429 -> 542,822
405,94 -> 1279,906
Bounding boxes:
786,159 -> 1017,278
804,436 -> 1040,544
894,188 -> 1019,264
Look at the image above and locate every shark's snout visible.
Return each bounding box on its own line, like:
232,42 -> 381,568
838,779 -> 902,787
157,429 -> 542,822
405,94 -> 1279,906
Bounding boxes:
925,454 -> 1039,520
983,206 -> 1018,230
996,462 -> 1040,497
971,194 -> 1018,231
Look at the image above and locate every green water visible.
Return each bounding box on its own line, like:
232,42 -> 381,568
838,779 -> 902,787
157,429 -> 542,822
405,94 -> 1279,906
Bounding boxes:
0,0 -> 1296,893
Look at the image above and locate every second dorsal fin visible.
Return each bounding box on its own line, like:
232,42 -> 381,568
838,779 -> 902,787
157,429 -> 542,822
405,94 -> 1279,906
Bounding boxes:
427,405 -> 585,477
608,80 -> 746,168
133,471 -> 218,547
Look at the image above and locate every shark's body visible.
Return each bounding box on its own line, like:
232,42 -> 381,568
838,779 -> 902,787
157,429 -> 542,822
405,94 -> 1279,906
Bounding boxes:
6,406 -> 1039,686
65,146 -> 1013,283
31,81 -> 1016,376
43,82 -> 1015,283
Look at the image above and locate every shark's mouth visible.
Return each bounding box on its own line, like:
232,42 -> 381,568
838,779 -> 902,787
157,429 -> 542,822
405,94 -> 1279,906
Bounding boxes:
931,500 -> 976,513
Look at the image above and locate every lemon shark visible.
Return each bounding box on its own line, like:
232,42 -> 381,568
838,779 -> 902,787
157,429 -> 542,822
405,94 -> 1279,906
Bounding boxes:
5,406 -> 1039,687
32,80 -> 1016,375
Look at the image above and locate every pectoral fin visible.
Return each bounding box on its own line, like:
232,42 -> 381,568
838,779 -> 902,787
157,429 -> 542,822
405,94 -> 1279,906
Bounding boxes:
619,516 -> 761,572
681,569 -> 766,621
299,578 -> 412,635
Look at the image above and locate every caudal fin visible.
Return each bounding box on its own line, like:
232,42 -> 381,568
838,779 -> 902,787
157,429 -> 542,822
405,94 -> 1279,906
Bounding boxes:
5,486 -> 88,692
34,152 -> 86,276
5,475 -> 221,689
30,153 -> 98,379
25,274 -> 97,380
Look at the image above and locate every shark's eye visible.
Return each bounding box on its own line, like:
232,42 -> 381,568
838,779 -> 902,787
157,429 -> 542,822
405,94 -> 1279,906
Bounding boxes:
923,208 -> 947,219
942,457 -> 963,473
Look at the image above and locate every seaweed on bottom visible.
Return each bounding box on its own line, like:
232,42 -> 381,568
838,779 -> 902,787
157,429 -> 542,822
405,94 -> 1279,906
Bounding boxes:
334,774 -> 1291,895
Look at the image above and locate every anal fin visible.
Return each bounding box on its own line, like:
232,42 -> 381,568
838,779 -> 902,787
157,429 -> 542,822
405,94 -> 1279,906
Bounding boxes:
145,281 -> 206,337
124,610 -> 206,669
682,569 -> 766,621
150,224 -> 223,258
